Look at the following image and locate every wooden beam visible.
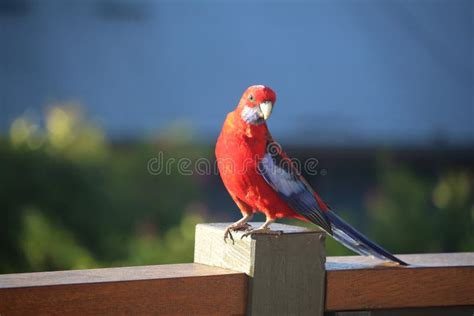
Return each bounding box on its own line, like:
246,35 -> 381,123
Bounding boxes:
0,263 -> 248,316
326,252 -> 474,311
1,220 -> 472,315
194,222 -> 326,316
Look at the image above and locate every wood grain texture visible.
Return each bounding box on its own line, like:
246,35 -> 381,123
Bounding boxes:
326,253 -> 474,311
0,263 -> 247,316
194,222 -> 326,316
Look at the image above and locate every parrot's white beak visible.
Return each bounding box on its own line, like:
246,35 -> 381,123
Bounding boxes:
259,101 -> 273,120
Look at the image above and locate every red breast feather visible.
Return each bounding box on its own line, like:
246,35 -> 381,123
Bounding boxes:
216,106 -> 304,221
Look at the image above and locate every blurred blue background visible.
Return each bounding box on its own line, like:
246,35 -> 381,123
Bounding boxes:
2,0 -> 472,145
0,0 -> 472,273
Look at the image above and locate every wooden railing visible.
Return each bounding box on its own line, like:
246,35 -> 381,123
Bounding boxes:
0,223 -> 473,315
0,263 -> 248,315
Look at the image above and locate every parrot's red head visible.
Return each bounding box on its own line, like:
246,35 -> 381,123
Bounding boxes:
237,85 -> 277,125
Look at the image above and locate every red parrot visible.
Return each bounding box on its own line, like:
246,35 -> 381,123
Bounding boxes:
215,85 -> 407,265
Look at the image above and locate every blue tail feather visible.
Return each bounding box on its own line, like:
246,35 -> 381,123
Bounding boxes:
326,211 -> 408,266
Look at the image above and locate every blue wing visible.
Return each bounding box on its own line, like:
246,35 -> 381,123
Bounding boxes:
258,143 -> 333,233
258,140 -> 407,265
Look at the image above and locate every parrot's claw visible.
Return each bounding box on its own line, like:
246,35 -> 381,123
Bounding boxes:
224,223 -> 253,244
240,228 -> 283,239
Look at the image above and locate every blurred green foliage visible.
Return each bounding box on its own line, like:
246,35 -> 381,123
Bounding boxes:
0,104 -> 472,273
0,104 -> 206,273
367,156 -> 474,254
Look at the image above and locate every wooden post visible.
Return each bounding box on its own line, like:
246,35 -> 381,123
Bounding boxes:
194,222 -> 326,316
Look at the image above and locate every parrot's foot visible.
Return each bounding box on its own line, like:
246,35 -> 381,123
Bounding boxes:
224,223 -> 253,244
240,228 -> 283,239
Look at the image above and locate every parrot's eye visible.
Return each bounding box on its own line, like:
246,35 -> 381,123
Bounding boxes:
248,94 -> 255,102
